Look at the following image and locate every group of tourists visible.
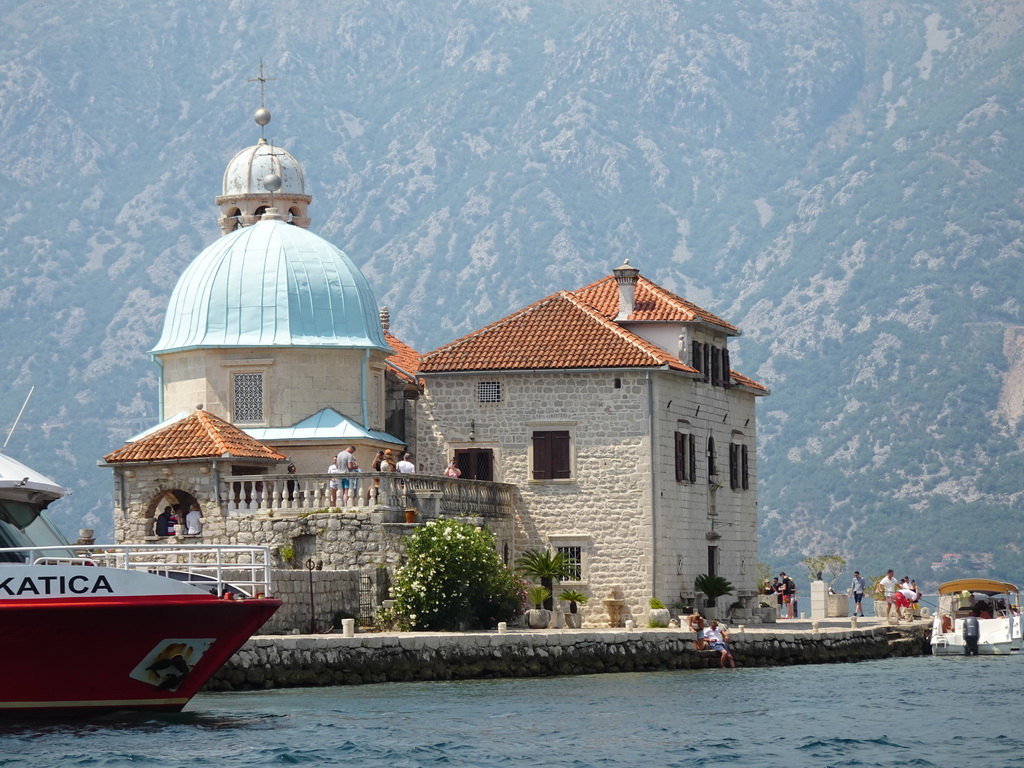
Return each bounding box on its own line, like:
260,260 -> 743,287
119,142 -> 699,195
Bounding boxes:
155,502 -> 202,536
764,572 -> 798,619
327,446 -> 419,506
875,569 -> 922,621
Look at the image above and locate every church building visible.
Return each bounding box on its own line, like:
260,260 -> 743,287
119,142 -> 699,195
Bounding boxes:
103,96 -> 767,628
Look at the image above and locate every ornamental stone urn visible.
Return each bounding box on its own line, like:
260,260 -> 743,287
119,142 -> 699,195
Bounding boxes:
526,608 -> 551,629
648,608 -> 671,627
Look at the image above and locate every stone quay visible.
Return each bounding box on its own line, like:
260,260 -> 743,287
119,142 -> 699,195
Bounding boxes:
207,618 -> 932,691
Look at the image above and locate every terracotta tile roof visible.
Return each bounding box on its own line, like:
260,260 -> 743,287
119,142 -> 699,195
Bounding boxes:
384,332 -> 421,383
574,274 -> 739,333
419,290 -> 696,373
104,409 -> 286,464
417,268 -> 767,390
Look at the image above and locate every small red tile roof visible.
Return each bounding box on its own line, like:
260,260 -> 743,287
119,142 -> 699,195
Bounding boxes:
418,270 -> 765,394
104,409 -> 286,464
729,370 -> 769,394
385,332 -> 421,384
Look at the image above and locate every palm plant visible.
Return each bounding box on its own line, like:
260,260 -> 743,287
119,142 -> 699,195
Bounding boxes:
694,573 -> 735,608
528,585 -> 551,610
516,549 -> 571,610
558,589 -> 589,614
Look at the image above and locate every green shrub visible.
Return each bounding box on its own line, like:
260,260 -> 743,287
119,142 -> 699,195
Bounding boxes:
649,597 -> 666,610
391,519 -> 525,631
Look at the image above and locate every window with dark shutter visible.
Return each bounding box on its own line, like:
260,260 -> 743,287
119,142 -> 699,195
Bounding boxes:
702,344 -> 711,383
707,436 -> 717,477
688,433 -> 696,482
675,431 -> 685,482
532,430 -> 571,480
711,346 -> 721,387
729,443 -> 740,490
741,445 -> 749,490
691,340 -> 702,372
722,348 -> 731,388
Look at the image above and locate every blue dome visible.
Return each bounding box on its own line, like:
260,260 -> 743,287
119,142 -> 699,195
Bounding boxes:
152,217 -> 390,354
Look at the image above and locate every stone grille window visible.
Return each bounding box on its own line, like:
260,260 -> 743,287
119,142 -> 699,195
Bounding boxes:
478,381 -> 502,403
233,372 -> 264,422
557,545 -> 582,581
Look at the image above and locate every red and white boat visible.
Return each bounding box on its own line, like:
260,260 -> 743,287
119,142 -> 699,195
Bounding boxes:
0,450 -> 280,716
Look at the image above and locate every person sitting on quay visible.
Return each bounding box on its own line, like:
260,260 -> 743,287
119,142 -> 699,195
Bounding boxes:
702,620 -> 736,668
688,612 -> 708,651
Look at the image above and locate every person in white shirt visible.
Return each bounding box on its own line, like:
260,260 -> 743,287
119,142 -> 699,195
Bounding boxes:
702,620 -> 735,668
396,453 -> 416,474
185,504 -> 203,535
878,570 -> 898,620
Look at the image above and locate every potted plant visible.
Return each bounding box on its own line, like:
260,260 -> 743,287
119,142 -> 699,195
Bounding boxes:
516,549 -> 571,611
526,585 -> 551,629
648,598 -> 670,628
801,554 -> 849,616
694,574 -> 735,620
559,589 -> 588,628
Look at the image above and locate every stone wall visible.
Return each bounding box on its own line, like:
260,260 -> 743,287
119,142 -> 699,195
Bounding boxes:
208,624 -> 932,691
260,568 -> 362,636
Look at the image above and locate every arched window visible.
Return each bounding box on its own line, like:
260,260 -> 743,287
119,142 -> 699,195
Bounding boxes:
707,436 -> 717,478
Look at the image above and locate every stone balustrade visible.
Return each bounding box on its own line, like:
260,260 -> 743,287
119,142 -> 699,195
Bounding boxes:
222,472 -> 516,519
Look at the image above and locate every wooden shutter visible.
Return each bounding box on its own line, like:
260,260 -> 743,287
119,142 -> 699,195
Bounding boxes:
675,432 -> 685,482
741,445 -> 749,490
551,430 -> 571,479
688,433 -> 696,482
729,443 -> 740,489
532,432 -> 551,479
711,346 -> 721,387
722,348 -> 731,388
533,430 -> 571,480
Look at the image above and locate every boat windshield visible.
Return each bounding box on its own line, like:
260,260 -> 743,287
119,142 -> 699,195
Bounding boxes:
0,498 -> 73,562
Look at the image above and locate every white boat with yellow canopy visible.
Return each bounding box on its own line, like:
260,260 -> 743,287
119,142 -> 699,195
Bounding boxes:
930,578 -> 1022,656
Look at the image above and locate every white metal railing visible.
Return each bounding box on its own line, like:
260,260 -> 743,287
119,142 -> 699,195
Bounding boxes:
221,472 -> 516,519
2,544 -> 274,598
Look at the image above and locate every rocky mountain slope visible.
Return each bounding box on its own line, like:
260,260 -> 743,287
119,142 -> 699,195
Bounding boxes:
1,0 -> 1021,586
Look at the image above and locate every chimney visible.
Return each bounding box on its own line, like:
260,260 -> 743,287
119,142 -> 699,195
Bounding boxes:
613,260 -> 640,321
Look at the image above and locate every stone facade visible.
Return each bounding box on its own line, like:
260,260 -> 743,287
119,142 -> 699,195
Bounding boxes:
415,360 -> 760,627
159,347 -> 391,432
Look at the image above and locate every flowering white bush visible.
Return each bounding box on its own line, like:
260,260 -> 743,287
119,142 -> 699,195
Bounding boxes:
391,519 -> 525,631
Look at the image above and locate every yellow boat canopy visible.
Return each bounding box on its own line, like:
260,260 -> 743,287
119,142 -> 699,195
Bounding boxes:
936,578 -> 1019,596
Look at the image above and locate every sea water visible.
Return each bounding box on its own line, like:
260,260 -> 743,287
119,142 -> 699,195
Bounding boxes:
1,655 -> 1021,768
